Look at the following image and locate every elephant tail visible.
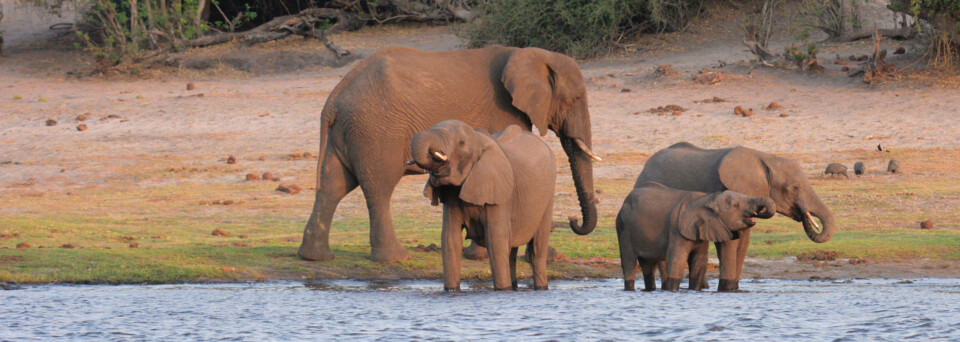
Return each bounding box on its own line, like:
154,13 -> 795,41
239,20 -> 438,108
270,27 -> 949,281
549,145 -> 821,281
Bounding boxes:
315,108 -> 336,188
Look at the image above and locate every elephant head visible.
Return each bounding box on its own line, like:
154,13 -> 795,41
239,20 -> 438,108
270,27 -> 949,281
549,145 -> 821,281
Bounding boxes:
718,147 -> 836,243
678,191 -> 777,242
501,48 -> 598,235
411,120 -> 515,207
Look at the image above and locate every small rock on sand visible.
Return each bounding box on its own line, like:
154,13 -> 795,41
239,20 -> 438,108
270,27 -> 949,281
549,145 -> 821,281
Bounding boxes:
76,114 -> 90,121
765,102 -> 783,110
129,243 -> 139,248
245,173 -> 260,181
227,155 -> 237,164
45,119 -> 57,126
16,242 -> 30,249
186,82 -> 196,91
212,228 -> 229,237
239,234 -> 248,239
779,113 -> 790,117
620,88 -> 632,93
61,244 -> 78,249
276,184 -> 302,194
920,219 -> 933,229
653,65 -> 680,78
76,124 -> 87,131
734,106 -> 754,117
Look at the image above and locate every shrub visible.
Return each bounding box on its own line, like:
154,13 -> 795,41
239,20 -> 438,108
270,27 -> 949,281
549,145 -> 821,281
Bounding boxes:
462,0 -> 704,59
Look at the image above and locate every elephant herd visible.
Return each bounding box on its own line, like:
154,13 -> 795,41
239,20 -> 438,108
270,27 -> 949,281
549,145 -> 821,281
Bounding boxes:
295,46 -> 837,292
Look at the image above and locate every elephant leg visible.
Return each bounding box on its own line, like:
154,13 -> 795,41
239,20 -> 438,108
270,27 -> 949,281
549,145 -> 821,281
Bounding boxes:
358,171 -> 411,263
298,150 -> 358,261
441,206 -> 463,291
657,260 -> 666,287
663,242 -> 689,291
687,243 -> 708,291
730,229 -> 752,290
531,207 -> 551,290
715,240 -> 741,292
639,260 -> 658,291
619,246 -> 638,291
485,206 -> 513,291
463,241 -> 488,261
510,247 -> 519,291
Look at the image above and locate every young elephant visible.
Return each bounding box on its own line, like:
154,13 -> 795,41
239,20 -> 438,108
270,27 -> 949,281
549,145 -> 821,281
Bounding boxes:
616,182 -> 776,291
410,120 -> 558,291
824,163 -> 849,178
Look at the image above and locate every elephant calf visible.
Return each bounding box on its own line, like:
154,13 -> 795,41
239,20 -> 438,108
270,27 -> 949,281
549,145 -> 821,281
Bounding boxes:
616,182 -> 776,291
411,120 -> 558,291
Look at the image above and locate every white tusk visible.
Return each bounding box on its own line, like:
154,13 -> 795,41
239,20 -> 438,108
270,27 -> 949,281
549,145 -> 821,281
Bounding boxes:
805,212 -> 821,231
433,151 -> 448,161
405,160 -> 416,165
574,138 -> 602,162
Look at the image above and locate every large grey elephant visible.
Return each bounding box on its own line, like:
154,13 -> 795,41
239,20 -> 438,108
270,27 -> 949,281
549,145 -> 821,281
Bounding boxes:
299,46 -> 599,262
616,182 -> 776,291
635,142 -> 836,291
412,121 -> 557,291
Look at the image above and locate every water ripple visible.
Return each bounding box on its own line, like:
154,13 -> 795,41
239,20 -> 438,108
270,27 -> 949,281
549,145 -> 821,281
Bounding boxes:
2,279 -> 960,340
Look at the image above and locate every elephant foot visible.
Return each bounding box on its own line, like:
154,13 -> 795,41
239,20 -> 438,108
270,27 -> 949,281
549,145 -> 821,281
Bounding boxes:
512,281 -> 518,291
534,284 -> 549,290
624,280 -> 635,291
662,277 -> 682,291
463,242 -> 488,261
524,245 -> 561,263
717,279 -> 740,292
297,241 -> 336,262
444,286 -> 461,292
369,243 -> 411,263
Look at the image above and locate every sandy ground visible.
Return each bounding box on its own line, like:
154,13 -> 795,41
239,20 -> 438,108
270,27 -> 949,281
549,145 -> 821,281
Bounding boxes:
2,3 -> 959,280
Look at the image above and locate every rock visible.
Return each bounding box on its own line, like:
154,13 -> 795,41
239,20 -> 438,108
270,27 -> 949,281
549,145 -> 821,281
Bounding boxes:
887,159 -> 900,174
186,82 -> 196,91
302,152 -> 313,158
76,124 -> 87,131
765,102 -> 783,110
226,155 -> 237,164
45,119 -> 57,126
695,96 -> 727,103
841,66 -> 850,72
920,219 -> 933,229
779,113 -> 790,117
276,184 -> 301,194
61,243 -> 77,249
894,47 -> 905,55
734,106 -> 753,117
415,243 -> 441,252
855,55 -> 869,61
222,200 -> 234,205
76,114 -> 90,121
620,88 -> 632,93
692,68 -> 722,85
129,243 -> 139,248
245,173 -> 260,181
0,232 -> 20,239
258,156 -> 266,161
16,242 -> 30,249
833,60 -> 847,65
239,234 -> 248,239
649,104 -> 686,115
672,111 -> 682,116
262,172 -> 275,181
796,250 -> 839,262
212,228 -> 229,237
848,257 -> 870,264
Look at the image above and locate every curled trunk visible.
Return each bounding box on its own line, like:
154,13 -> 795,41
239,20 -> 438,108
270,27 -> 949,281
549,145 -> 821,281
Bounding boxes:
561,137 -> 597,235
800,195 -> 836,243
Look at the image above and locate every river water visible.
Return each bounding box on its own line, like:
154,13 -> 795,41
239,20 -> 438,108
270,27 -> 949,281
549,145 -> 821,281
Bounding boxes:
3,278 -> 959,341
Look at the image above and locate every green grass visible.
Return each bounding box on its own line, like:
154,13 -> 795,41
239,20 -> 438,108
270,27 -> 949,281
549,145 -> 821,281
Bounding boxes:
1,149 -> 959,284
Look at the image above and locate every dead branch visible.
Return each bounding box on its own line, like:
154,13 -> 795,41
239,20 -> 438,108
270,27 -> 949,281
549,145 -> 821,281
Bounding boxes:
825,27 -> 916,42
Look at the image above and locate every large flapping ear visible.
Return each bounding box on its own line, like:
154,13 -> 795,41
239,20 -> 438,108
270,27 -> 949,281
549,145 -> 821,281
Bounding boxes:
458,134 -> 515,206
677,193 -> 735,242
501,48 -> 555,136
718,147 -> 771,197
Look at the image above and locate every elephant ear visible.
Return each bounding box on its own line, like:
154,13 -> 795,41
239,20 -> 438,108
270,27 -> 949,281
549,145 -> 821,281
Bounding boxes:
501,48 -> 555,137
459,134 -> 515,206
718,147 -> 771,197
677,193 -> 735,242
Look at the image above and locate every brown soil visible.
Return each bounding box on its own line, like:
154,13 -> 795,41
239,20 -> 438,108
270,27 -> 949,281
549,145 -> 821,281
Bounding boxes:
212,229 -> 230,237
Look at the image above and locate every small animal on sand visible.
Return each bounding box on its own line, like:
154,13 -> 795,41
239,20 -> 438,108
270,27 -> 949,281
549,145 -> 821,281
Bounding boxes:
824,163 -> 849,178
854,162 -> 865,176
887,159 -> 900,174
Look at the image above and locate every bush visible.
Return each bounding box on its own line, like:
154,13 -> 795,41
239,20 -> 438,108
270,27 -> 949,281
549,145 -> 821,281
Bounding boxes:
462,0 -> 704,59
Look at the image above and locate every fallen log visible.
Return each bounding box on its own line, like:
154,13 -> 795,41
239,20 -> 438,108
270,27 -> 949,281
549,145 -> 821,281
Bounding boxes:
825,27 -> 916,43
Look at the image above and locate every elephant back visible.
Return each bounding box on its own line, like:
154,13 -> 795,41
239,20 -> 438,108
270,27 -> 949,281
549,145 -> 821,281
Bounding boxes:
635,142 -> 730,193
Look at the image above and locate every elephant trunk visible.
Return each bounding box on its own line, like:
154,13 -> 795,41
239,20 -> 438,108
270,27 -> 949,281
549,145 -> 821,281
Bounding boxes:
411,131 -> 443,171
561,136 -> 597,235
799,195 -> 836,243
750,197 -> 777,219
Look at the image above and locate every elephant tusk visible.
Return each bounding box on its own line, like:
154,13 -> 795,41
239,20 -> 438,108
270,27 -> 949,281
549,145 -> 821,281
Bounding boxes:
405,160 -> 416,165
433,151 -> 448,162
574,138 -> 602,162
805,212 -> 822,231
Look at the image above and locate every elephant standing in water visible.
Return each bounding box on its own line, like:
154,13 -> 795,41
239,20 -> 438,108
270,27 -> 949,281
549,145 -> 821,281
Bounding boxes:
412,121 -> 558,291
299,46 -> 599,262
635,142 -> 836,291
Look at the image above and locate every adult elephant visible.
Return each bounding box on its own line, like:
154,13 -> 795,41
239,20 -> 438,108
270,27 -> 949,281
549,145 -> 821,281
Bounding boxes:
635,142 -> 836,291
298,46 -> 600,262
